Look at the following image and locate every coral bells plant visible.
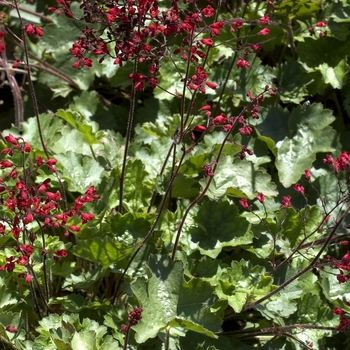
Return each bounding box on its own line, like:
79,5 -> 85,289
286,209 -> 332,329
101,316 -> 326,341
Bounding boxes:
2,0 -> 350,349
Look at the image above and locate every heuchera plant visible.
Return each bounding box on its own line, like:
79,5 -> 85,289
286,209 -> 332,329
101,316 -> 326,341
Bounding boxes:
1,0 -> 350,349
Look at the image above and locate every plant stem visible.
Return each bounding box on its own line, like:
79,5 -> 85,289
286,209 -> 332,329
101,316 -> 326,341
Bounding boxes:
118,58 -> 138,214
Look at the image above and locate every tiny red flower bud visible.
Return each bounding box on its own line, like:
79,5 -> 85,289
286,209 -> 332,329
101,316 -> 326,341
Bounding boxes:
256,193 -> 265,203
0,160 -> 13,169
46,158 -> 57,165
281,195 -> 291,208
258,27 -> 270,36
69,225 -> 81,232
259,15 -> 270,25
25,273 -> 32,283
201,38 -> 213,47
304,169 -> 311,180
5,325 -> 17,333
239,198 -> 249,210
293,183 -> 304,194
206,81 -> 217,90
17,255 -> 28,266
4,134 -> 18,145
26,23 -> 35,35
334,307 -> 345,316
35,26 -> 44,37
24,143 -> 31,153
236,58 -> 250,68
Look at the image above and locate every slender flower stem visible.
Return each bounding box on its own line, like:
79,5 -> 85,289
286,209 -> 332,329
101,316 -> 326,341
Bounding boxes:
118,58 -> 138,214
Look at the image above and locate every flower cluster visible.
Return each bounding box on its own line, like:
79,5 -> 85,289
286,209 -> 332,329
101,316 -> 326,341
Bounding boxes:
334,302 -> 350,331
0,135 -> 99,281
121,306 -> 143,332
327,252 -> 350,284
323,151 -> 350,172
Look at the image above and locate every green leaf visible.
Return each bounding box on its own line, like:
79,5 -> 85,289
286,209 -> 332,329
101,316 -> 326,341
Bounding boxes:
0,278 -> 19,309
71,237 -> 134,268
207,155 -> 278,199
275,104 -> 336,187
169,317 -> 217,339
277,62 -> 310,104
71,330 -> 97,350
56,110 -> 100,146
214,261 -> 274,312
177,278 -> 221,335
275,0 -> 321,19
297,37 -> 350,89
123,159 -> 154,211
55,151 -> 104,193
132,255 -> 183,343
188,201 -> 252,258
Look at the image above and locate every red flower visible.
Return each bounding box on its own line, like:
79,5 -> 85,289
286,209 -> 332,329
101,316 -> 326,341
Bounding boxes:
202,5 -> 214,18
25,273 -> 32,283
206,81 -> 217,90
5,134 -> 18,145
213,114 -> 227,125
25,24 -> 35,35
293,183 -> 304,194
201,38 -> 213,47
334,307 -> 345,316
259,15 -> 270,25
251,44 -> 261,51
258,27 -> 270,36
239,125 -> 252,135
80,212 -> 95,224
316,20 -> 327,27
239,198 -> 249,210
0,160 -> 13,169
17,256 -> 28,266
35,27 -> 44,37
236,58 -> 250,68
256,193 -> 265,203
281,196 -> 291,208
304,170 -> 311,180
5,325 -> 17,333
232,21 -> 243,29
